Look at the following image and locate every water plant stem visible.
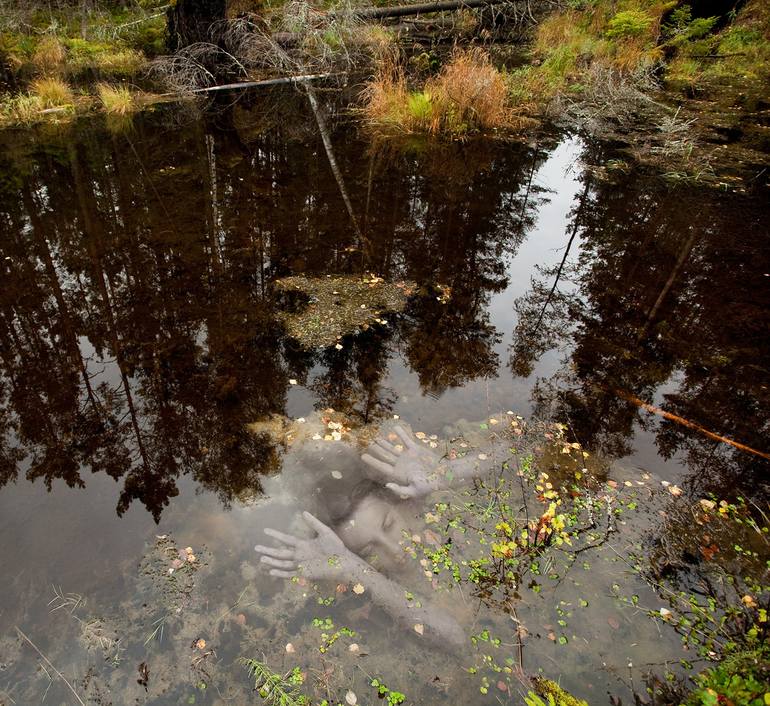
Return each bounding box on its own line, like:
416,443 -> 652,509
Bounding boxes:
14,627 -> 86,706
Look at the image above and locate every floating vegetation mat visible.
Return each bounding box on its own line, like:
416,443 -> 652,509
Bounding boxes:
274,274 -> 415,348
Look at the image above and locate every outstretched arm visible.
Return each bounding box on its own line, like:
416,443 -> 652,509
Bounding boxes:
362,426 -> 514,499
255,512 -> 465,648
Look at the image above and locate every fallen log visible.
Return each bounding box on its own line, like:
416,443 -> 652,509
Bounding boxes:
341,0 -> 512,20
154,72 -> 337,98
187,72 -> 336,93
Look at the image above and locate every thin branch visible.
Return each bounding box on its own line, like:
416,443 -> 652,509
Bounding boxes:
14,627 -> 86,706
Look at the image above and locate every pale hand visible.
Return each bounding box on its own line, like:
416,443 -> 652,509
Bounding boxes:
255,512 -> 363,581
361,425 -> 441,499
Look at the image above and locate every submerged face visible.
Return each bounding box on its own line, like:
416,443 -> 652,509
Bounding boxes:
335,494 -> 412,571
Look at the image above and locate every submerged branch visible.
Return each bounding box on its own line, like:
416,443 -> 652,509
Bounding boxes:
15,627 -> 86,706
614,388 -> 770,461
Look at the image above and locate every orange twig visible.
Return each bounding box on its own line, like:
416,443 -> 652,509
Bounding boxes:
614,388 -> 770,462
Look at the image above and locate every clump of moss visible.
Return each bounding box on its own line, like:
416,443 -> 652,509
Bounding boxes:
65,39 -> 146,79
532,677 -> 589,706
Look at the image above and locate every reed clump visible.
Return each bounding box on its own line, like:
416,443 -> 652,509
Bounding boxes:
0,77 -> 74,126
363,49 -> 512,136
29,76 -> 74,107
96,83 -> 135,115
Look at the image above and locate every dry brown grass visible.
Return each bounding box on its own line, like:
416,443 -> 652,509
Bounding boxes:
362,61 -> 411,128
428,48 -> 510,131
32,35 -> 66,75
363,49 -> 511,136
535,11 -> 584,51
30,76 -> 74,107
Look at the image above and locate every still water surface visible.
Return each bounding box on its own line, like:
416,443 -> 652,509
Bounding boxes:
0,91 -> 768,705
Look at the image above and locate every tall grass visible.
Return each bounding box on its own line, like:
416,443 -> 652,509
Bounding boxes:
363,49 -> 511,136
96,83 -> 135,115
0,77 -> 74,125
30,77 -> 73,107
93,49 -> 146,78
32,35 -> 66,75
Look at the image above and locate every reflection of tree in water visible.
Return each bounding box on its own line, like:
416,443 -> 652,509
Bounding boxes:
511,142 -> 770,496
364,140 -> 551,396
0,116 -> 288,520
0,97 -> 552,518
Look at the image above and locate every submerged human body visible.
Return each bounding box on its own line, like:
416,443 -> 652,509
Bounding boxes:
255,426 -> 515,648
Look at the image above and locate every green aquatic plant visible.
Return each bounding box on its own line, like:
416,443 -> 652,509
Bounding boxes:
370,677 -> 406,705
311,616 -> 356,653
684,642 -> 770,706
406,420 -> 623,611
239,658 -> 309,706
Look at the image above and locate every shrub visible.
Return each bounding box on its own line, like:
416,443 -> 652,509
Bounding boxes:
96,82 -> 135,115
29,77 -> 73,107
605,10 -> 655,39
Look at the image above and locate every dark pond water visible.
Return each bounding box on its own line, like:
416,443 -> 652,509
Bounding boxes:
0,88 -> 768,706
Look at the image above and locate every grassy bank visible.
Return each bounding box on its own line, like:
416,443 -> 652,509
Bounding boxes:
0,0 -> 168,126
509,0 -> 769,106
359,0 -> 768,142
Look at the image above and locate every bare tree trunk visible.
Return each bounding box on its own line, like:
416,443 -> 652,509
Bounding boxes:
167,0 -> 228,51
